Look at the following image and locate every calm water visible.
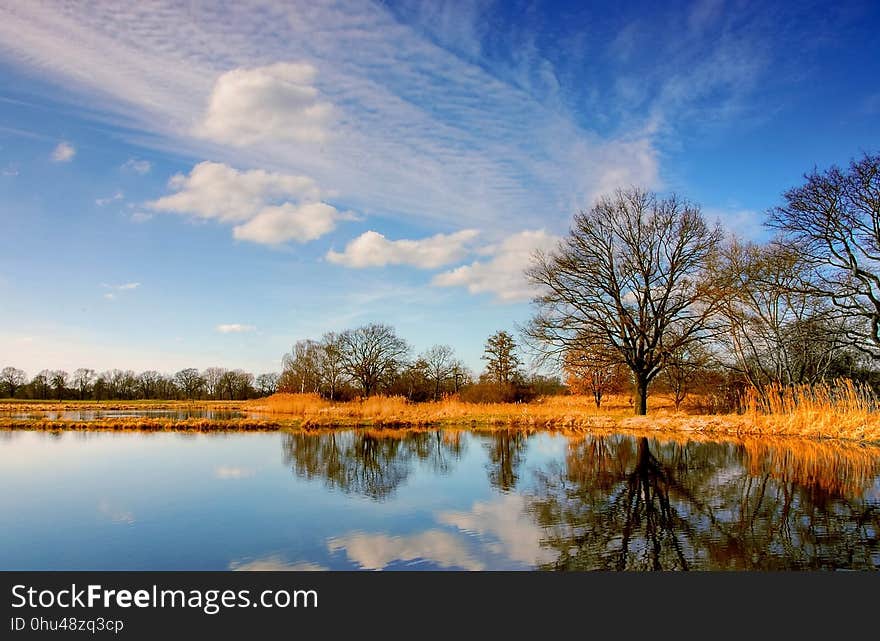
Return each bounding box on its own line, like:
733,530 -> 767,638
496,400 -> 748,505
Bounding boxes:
6,408 -> 245,421
1,429 -> 878,570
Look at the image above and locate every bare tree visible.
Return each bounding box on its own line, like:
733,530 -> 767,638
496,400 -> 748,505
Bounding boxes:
339,323 -> 410,396
319,332 -> 346,400
715,239 -> 848,390
563,341 -> 625,408
421,344 -> 455,400
256,372 -> 280,396
658,339 -> 713,410
50,370 -> 69,401
32,370 -> 51,399
769,153 -> 880,356
282,340 -> 323,394
71,368 -> 95,400
449,360 -> 472,393
526,188 -> 723,415
202,367 -> 227,399
137,370 -> 162,399
174,368 -> 204,399
0,367 -> 26,398
482,331 -> 521,385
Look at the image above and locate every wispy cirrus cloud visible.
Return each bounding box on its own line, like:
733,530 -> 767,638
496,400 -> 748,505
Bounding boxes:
0,1 -> 663,235
101,282 -> 140,300
121,157 -> 151,174
95,190 -> 123,206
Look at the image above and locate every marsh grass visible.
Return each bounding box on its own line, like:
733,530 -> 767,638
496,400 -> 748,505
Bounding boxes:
4,383 -> 880,442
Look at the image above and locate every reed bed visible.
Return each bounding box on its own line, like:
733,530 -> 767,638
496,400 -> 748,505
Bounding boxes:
247,388 -> 880,442
743,380 -> 880,441
5,382 -> 880,442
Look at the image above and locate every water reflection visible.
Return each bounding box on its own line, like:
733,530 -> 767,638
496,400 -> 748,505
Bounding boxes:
530,435 -> 880,570
484,431 -> 527,492
1,428 -> 878,570
282,429 -> 466,500
4,409 -> 245,421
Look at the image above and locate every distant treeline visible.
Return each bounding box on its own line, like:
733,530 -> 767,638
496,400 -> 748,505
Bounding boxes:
0,328 -> 564,403
5,153 -> 880,413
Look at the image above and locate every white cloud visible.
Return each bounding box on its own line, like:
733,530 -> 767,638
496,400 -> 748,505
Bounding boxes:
0,2 -> 663,234
121,157 -> 151,174
197,62 -> 332,147
432,229 -> 559,302
327,229 -> 479,269
216,324 -> 256,334
233,202 -> 339,245
147,161 -> 339,245
2,163 -> 19,176
149,161 -> 319,223
327,531 -> 484,571
50,141 -> 75,162
96,190 -> 124,206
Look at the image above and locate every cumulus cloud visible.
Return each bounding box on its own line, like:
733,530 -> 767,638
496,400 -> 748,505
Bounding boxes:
197,62 -> 332,147
327,531 -> 484,571
233,202 -> 339,245
149,162 -> 319,223
147,161 -> 340,244
216,324 -> 256,334
327,229 -> 479,269
122,157 -> 151,174
96,190 -> 124,206
50,141 -> 75,162
432,229 -> 559,302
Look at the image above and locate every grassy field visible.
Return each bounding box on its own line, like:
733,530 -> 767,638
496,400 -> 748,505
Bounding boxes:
3,382 -> 880,442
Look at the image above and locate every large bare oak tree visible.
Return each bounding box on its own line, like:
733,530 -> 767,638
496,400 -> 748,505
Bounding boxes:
526,187 -> 722,415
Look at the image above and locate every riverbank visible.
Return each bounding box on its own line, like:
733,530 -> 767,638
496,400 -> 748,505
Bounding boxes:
2,391 -> 880,442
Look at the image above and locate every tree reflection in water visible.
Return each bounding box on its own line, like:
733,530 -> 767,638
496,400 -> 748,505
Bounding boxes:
530,435 -> 880,570
483,430 -> 528,492
282,429 -> 465,500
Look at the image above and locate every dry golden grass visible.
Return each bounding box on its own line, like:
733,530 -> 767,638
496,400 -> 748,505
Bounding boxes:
247,388 -> 880,442
5,382 -> 880,442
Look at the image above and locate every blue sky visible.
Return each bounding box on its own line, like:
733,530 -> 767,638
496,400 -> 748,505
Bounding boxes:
1,0 -> 878,376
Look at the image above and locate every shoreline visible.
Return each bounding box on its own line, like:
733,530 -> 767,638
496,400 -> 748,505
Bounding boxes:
2,413 -> 880,445
3,394 -> 880,443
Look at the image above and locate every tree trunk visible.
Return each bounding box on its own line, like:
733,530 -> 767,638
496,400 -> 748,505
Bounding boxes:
634,375 -> 648,416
